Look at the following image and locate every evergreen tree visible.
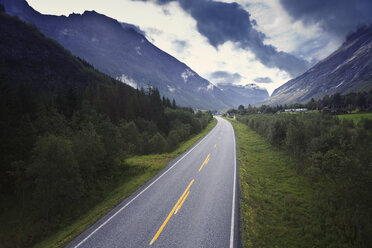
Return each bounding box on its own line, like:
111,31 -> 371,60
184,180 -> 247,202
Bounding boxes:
172,98 -> 177,109
28,135 -> 83,221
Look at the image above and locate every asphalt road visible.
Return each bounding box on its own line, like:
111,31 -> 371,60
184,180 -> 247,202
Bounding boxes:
67,116 -> 238,248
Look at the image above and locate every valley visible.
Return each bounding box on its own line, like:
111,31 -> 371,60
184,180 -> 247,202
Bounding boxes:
0,1 -> 371,248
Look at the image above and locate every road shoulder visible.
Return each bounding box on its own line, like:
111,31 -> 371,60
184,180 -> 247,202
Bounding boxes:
34,118 -> 218,248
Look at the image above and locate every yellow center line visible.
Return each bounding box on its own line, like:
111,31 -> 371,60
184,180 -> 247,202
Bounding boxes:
198,153 -> 211,172
174,190 -> 190,215
214,144 -> 216,148
149,179 -> 194,245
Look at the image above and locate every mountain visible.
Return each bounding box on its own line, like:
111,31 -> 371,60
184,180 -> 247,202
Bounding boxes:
262,26 -> 372,106
0,9 -> 216,247
0,0 -> 237,110
217,83 -> 269,107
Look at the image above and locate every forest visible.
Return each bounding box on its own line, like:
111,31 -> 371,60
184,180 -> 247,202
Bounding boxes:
0,10 -> 212,246
237,111 -> 372,247
230,90 -> 372,115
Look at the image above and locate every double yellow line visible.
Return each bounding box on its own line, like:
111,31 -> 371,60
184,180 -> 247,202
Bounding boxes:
149,179 -> 194,245
150,150 -> 213,245
198,153 -> 210,172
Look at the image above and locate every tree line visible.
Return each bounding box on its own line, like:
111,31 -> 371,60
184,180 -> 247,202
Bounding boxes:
230,90 -> 372,115
237,112 -> 372,247
0,78 -> 212,239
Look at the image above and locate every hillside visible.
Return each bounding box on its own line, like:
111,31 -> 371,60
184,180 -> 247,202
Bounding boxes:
262,26 -> 372,105
0,0 -> 270,110
0,9 -> 214,247
0,0 -> 234,110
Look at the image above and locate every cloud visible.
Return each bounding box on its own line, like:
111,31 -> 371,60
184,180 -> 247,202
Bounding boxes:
134,0 -> 310,77
279,0 -> 372,38
209,70 -> 242,85
172,39 -> 188,53
253,77 -> 273,83
120,22 -> 147,37
145,27 -> 163,35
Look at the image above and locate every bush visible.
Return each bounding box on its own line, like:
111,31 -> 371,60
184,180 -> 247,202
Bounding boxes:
167,130 -> 180,150
72,122 -> 105,189
148,133 -> 168,154
28,135 -> 83,221
191,118 -> 202,134
119,121 -> 143,154
268,118 -> 287,147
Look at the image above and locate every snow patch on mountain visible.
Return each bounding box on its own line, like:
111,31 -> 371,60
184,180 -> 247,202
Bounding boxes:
135,46 -> 142,55
336,80 -> 345,88
181,69 -> 195,83
117,74 -> 138,89
168,85 -> 176,92
207,83 -> 215,90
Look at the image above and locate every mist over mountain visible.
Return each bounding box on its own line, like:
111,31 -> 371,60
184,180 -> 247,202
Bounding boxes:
262,25 -> 372,105
0,0 -> 269,110
218,83 -> 269,107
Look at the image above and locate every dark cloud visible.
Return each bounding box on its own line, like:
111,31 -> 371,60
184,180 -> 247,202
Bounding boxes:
280,0 -> 372,38
133,0 -> 310,77
253,77 -> 273,83
209,71 -> 242,84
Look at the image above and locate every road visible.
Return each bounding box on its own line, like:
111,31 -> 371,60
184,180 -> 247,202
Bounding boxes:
67,117 -> 238,248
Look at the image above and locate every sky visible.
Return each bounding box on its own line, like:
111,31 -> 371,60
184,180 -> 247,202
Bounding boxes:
27,0 -> 372,95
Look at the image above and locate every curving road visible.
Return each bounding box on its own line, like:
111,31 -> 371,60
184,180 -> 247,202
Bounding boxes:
67,117 -> 238,248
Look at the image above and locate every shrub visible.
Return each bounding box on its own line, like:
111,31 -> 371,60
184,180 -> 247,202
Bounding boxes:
148,133 -> 168,154
28,135 -> 83,221
167,130 -> 180,150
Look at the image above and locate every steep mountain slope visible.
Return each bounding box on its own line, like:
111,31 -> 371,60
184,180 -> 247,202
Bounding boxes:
0,9 -> 216,247
0,9 -> 129,94
0,0 -> 236,110
0,7 -> 127,191
218,83 -> 269,106
262,26 -> 372,105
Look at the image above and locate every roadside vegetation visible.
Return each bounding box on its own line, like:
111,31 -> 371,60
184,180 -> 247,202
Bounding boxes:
234,112 -> 372,247
0,84 -> 213,247
338,112 -> 372,122
0,10 -> 215,248
0,88 -> 214,248
230,120 -> 322,247
34,118 -> 217,248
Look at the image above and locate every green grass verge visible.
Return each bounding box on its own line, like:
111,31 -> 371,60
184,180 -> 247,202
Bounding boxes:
229,119 -> 322,248
33,118 -> 217,248
337,112 -> 372,122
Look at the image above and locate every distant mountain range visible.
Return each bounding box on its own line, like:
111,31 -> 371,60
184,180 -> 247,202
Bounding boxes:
262,26 -> 372,105
218,83 -> 269,107
1,0 -> 269,110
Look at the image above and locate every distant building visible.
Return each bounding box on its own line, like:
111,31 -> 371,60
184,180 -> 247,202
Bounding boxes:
284,108 -> 308,112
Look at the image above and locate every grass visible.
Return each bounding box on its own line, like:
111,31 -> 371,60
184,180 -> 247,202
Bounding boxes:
337,112 -> 372,122
229,119 -> 322,248
32,118 -> 217,248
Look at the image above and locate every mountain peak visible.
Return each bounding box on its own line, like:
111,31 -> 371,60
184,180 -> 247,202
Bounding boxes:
0,0 -> 34,16
0,0 -> 269,110
262,24 -> 372,105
